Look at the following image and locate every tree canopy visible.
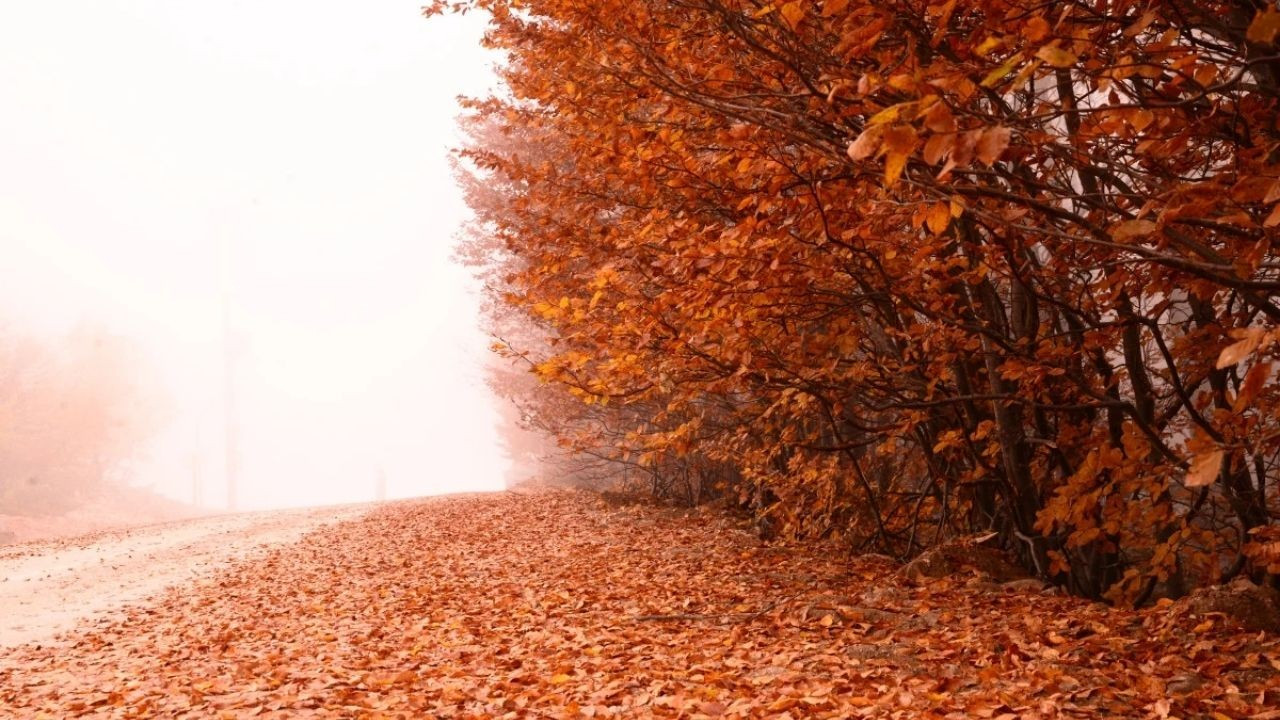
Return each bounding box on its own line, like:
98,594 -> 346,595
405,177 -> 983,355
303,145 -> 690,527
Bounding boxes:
443,0 -> 1280,602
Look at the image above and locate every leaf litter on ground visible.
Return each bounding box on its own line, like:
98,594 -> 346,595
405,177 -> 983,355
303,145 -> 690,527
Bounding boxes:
0,490 -> 1277,718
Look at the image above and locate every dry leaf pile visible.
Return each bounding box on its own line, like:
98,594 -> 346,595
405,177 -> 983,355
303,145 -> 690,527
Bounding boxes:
1,491 -> 1277,718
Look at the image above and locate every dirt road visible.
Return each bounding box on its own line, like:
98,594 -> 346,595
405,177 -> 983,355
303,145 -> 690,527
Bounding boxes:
0,504 -> 371,649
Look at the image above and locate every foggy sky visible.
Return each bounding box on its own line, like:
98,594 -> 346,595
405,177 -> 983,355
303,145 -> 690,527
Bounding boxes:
0,1 -> 509,508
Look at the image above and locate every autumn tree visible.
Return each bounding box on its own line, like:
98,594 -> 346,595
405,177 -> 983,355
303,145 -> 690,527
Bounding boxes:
0,323 -> 165,514
441,0 -> 1280,601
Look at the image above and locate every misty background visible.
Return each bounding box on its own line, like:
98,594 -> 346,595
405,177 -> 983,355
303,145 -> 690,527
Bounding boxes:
0,1 -> 508,511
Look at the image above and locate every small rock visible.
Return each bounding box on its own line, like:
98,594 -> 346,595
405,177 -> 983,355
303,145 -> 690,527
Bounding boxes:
858,553 -> 898,566
1185,577 -> 1280,634
965,577 -> 1001,593
858,585 -> 907,607
901,548 -> 956,582
901,540 -> 1027,584
1002,578 -> 1049,593
905,610 -> 941,629
1166,673 -> 1204,695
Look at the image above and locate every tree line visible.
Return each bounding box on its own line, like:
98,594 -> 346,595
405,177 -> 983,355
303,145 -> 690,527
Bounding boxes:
0,323 -> 163,516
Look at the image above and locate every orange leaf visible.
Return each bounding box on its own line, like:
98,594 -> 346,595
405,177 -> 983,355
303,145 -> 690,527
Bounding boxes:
922,133 -> 953,165
975,126 -> 1011,166
884,151 -> 907,187
1247,8 -> 1280,44
974,35 -> 1003,58
881,124 -> 919,155
1263,180 -> 1280,204
847,125 -> 883,161
1129,108 -> 1155,132
1035,44 -> 1077,68
980,55 -> 1021,88
1217,329 -> 1264,369
867,102 -> 906,126
1232,361 -> 1272,413
780,1 -> 805,30
821,0 -> 849,17
1185,449 -> 1224,488
1110,219 -> 1158,241
1194,65 -> 1218,88
926,202 -> 951,234
1123,10 -> 1156,37
1025,17 -> 1051,42
930,0 -> 957,44
922,101 -> 956,133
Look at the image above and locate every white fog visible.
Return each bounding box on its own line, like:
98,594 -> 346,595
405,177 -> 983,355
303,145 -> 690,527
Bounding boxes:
0,0 -> 507,511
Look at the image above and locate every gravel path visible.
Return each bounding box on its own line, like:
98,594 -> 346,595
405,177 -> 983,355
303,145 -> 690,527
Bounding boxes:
0,504 -> 372,648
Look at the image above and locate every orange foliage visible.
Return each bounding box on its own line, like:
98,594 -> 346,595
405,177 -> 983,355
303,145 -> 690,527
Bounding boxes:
443,0 -> 1280,601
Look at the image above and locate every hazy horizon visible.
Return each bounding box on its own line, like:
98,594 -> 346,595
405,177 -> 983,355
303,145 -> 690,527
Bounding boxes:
0,1 -> 510,510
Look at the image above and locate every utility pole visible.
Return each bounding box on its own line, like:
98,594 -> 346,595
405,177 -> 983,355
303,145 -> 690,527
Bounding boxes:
222,285 -> 238,512
191,451 -> 202,507
190,423 -> 204,507
219,224 -> 239,513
